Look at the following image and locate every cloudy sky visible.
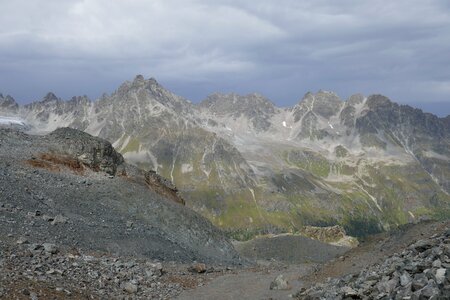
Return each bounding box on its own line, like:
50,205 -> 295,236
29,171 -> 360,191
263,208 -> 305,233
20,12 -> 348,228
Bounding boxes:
1,0 -> 450,116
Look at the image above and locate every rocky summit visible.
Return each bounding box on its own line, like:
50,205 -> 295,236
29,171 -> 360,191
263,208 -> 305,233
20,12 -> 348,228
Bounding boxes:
1,75 -> 449,239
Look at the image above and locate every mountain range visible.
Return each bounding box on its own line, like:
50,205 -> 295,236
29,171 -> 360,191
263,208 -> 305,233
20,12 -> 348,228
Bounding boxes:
1,75 -> 449,238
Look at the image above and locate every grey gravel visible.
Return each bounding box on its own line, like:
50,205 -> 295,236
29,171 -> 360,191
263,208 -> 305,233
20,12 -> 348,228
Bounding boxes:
0,127 -> 242,265
295,228 -> 450,299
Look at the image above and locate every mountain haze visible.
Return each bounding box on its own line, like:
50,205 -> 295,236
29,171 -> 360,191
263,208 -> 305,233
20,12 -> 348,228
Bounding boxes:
1,75 -> 449,238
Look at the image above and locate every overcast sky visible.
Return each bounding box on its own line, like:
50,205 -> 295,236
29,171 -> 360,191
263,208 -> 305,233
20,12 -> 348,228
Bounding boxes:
1,0 -> 450,116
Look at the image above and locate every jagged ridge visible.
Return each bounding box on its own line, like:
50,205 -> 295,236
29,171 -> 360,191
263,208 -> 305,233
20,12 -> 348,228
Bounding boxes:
1,75 -> 449,238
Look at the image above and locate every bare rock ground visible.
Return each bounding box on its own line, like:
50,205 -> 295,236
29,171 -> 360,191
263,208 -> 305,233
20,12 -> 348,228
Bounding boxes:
0,128 -> 241,265
176,221 -> 450,300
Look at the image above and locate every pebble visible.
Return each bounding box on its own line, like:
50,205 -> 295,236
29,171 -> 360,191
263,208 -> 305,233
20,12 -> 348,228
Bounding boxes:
124,282 -> 138,294
0,242 -> 184,299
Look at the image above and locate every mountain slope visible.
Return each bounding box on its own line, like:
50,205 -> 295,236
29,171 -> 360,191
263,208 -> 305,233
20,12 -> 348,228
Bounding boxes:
1,75 -> 449,238
0,127 -> 241,264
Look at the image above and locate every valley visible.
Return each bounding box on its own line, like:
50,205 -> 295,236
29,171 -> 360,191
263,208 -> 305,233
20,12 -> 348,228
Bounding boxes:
1,76 -> 449,239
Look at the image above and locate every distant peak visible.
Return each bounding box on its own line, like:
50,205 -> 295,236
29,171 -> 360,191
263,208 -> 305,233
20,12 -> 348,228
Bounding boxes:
148,77 -> 158,84
366,94 -> 392,109
297,90 -> 341,105
347,94 -> 365,106
317,89 -> 338,96
42,92 -> 59,103
134,74 -> 145,82
131,75 -> 160,89
4,95 -> 16,102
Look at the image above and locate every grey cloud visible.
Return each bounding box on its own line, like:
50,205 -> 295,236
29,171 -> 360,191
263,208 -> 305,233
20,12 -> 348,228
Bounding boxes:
0,0 -> 449,116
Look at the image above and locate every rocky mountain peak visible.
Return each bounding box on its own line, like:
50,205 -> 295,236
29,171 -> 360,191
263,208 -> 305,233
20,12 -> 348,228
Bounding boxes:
199,92 -> 276,131
41,92 -> 60,103
294,90 -> 343,119
365,94 -> 392,110
134,74 -> 145,82
129,75 -> 160,90
68,95 -> 91,105
347,94 -> 365,106
0,94 -> 19,113
0,94 -> 17,104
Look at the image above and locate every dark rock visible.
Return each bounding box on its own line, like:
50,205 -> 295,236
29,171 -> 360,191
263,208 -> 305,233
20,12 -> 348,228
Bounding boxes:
420,280 -> 439,298
47,127 -> 124,175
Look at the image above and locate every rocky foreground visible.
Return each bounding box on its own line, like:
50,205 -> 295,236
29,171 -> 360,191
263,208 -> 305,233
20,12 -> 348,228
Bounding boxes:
0,127 -> 247,299
0,237 -> 241,299
296,225 -> 450,299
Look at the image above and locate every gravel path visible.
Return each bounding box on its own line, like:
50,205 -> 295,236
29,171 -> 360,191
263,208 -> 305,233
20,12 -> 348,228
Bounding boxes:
177,264 -> 316,300
176,221 -> 450,300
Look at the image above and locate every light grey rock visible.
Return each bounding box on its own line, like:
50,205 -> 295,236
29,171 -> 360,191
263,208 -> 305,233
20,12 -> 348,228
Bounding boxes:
51,214 -> 68,225
435,268 -> 446,285
16,237 -> 28,245
401,272 -> 412,287
270,274 -> 290,290
341,286 -> 358,297
42,243 -> 58,254
124,282 -> 138,294
432,259 -> 442,268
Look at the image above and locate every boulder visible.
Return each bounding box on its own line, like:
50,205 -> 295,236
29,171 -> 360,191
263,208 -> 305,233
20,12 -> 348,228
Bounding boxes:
47,128 -> 124,175
270,274 -> 291,290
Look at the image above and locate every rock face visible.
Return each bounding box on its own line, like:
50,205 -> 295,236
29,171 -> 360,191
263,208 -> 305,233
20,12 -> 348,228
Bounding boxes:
295,229 -> 450,299
0,128 -> 242,265
0,94 -> 19,113
199,93 -> 277,131
47,127 -> 125,175
144,170 -> 185,205
1,75 -> 449,239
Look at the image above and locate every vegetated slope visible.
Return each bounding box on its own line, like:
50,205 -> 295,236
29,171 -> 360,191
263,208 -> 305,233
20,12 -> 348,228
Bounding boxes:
0,127 -> 241,265
1,76 -> 449,238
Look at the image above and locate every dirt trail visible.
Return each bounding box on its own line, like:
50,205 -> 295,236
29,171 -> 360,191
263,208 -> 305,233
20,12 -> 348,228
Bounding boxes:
176,221 -> 449,300
177,264 -> 316,300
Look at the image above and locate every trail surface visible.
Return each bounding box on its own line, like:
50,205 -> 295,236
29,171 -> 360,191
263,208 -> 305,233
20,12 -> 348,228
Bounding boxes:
177,221 -> 450,300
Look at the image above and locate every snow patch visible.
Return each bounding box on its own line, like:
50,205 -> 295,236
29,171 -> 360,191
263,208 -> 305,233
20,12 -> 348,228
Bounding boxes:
422,150 -> 449,161
0,116 -> 26,126
282,121 -> 287,128
181,163 -> 193,174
